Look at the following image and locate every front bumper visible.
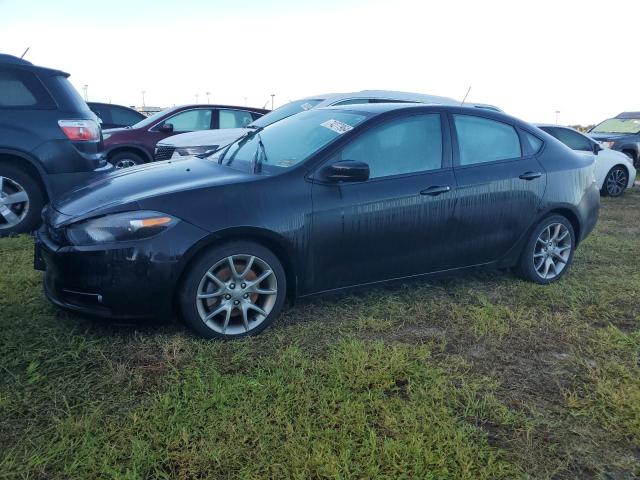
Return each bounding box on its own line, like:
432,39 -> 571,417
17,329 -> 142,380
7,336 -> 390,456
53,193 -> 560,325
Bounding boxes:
35,219 -> 209,319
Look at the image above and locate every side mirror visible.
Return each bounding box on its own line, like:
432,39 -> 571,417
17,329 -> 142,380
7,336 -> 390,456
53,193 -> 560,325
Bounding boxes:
159,123 -> 174,133
322,160 -> 370,183
593,142 -> 602,155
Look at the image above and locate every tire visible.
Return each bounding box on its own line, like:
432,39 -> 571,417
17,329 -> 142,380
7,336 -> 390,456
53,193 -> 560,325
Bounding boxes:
514,215 -> 575,284
109,151 -> 145,169
179,241 -> 287,339
0,164 -> 45,236
601,165 -> 628,197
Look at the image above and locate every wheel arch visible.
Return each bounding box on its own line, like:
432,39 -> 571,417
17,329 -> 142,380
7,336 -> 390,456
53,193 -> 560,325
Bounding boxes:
546,207 -> 581,244
173,227 -> 300,307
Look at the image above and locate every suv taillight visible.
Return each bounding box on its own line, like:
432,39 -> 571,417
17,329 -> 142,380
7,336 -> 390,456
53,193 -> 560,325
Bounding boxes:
58,120 -> 100,142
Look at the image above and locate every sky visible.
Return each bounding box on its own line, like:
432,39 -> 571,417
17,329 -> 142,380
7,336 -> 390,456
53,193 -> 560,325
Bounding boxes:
1,0 -> 638,126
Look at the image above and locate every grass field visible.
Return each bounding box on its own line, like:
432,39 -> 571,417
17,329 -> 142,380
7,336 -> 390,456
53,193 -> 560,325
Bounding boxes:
1,189 -> 639,479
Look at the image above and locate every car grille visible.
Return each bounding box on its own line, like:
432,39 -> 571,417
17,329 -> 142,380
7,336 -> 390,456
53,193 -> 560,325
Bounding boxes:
155,145 -> 175,161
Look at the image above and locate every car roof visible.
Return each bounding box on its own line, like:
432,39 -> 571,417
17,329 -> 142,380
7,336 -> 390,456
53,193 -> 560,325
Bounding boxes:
320,102 -> 513,120
297,90 -> 460,106
0,53 -> 69,77
615,112 -> 640,119
0,54 -> 32,65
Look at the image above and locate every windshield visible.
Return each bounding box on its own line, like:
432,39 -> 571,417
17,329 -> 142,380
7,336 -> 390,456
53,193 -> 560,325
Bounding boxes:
130,107 -> 175,129
250,99 -> 325,128
591,118 -> 640,135
210,109 -> 368,172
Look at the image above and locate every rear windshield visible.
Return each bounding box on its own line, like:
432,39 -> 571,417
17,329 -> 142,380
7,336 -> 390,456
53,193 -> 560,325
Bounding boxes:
250,99 -> 324,128
49,76 -> 93,114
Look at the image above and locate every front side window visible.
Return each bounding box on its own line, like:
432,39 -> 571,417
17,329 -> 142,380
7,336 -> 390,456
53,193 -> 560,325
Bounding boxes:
339,114 -> 443,178
0,68 -> 55,108
163,109 -> 212,132
454,115 -> 521,166
542,127 -> 592,152
219,109 -> 254,129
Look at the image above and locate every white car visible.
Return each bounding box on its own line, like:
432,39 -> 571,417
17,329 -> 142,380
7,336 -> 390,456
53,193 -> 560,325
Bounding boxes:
536,124 -> 636,197
155,90 -> 501,161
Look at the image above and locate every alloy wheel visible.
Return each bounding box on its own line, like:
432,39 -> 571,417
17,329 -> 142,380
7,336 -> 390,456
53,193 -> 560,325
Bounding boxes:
196,254 -> 278,335
605,168 -> 627,196
533,222 -> 572,280
0,176 -> 29,230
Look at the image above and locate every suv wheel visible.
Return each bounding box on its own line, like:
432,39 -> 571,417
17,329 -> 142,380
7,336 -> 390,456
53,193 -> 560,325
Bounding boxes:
514,215 -> 575,284
0,164 -> 45,236
109,151 -> 144,169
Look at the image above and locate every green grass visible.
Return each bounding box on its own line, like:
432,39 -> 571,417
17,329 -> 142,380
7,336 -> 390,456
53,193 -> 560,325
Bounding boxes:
1,189 -> 640,479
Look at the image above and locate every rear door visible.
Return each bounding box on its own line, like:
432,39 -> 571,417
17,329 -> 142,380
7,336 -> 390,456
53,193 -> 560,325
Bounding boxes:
449,113 -> 547,266
309,111 -> 458,292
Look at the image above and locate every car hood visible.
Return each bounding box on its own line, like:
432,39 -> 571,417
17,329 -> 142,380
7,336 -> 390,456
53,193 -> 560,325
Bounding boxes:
589,132 -> 636,142
158,128 -> 250,147
51,156 -> 255,222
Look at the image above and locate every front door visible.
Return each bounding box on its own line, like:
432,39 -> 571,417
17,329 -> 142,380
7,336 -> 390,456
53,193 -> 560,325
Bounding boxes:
308,112 -> 458,293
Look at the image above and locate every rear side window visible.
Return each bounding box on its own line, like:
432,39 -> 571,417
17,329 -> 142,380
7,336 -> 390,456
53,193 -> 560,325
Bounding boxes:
454,115 -> 521,166
524,132 -> 543,154
0,68 -> 55,108
219,109 -> 254,129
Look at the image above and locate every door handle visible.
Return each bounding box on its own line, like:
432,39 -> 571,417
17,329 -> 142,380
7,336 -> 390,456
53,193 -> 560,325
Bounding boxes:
420,185 -> 451,196
519,171 -> 542,181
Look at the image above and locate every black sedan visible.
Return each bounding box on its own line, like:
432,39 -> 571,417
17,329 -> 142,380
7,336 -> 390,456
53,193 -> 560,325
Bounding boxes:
35,104 -> 600,339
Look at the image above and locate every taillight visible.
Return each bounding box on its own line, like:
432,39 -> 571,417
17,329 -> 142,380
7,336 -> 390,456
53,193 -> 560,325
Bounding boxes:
58,120 -> 100,142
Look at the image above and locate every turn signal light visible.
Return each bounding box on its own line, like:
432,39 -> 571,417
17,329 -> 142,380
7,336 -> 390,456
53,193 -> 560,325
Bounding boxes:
58,120 -> 100,142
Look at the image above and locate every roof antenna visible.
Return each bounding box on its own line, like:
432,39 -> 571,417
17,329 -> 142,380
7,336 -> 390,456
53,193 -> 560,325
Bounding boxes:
20,47 -> 30,59
460,86 -> 471,106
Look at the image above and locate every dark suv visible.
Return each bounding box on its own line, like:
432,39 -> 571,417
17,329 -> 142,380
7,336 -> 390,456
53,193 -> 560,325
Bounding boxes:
589,112 -> 640,167
103,104 -> 269,168
0,54 -> 111,235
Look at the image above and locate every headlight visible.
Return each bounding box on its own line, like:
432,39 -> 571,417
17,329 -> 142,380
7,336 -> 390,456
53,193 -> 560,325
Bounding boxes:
175,145 -> 220,156
66,211 -> 178,246
599,141 -> 615,149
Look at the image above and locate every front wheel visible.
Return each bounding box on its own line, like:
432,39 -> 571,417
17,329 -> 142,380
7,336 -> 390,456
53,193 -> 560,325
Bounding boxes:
179,241 -> 287,339
601,166 -> 628,197
514,215 -> 575,284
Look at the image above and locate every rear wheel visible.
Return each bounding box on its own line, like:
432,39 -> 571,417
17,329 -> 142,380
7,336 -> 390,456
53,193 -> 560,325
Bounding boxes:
179,241 -> 286,339
601,165 -> 628,197
0,164 -> 44,236
109,151 -> 144,169
515,215 -> 575,284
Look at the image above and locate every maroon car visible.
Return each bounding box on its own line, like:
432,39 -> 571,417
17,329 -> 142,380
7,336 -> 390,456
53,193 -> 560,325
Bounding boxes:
102,104 -> 269,168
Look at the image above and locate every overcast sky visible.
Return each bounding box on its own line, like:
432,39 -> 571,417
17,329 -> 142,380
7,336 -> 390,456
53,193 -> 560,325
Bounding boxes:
1,0 -> 638,126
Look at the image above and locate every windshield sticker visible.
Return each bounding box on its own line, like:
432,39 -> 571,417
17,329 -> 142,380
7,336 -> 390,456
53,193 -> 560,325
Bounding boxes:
321,119 -> 354,135
300,102 -> 314,111
277,159 -> 295,167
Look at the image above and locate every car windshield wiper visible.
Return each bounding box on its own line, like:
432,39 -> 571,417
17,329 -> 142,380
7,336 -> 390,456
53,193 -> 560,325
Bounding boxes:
252,132 -> 268,174
212,127 -> 264,165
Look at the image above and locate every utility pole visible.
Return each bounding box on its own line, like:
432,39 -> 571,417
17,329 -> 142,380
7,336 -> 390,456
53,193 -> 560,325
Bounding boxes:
83,85 -> 88,101
244,96 -> 247,106
271,94 -> 275,110
206,92 -> 210,104
195,93 -> 199,103
141,90 -> 146,108
555,110 -> 560,125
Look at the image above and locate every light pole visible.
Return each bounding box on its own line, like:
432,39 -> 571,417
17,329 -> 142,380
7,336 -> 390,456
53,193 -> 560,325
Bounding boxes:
83,85 -> 88,101
555,110 -> 560,125
206,92 -> 210,104
195,93 -> 199,103
270,94 -> 275,110
141,90 -> 146,108
244,96 -> 247,106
